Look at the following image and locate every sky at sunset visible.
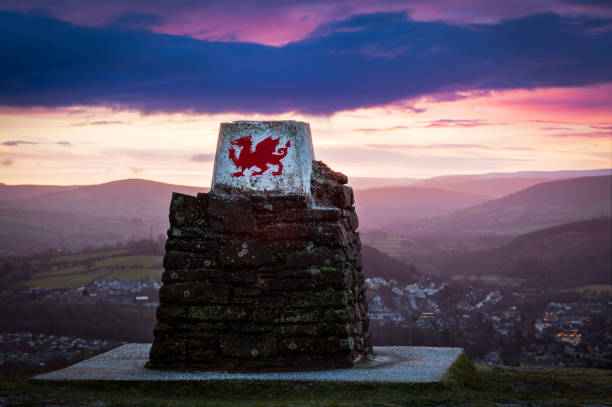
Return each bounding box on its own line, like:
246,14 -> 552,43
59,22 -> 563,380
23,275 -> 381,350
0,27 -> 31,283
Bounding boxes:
0,0 -> 611,187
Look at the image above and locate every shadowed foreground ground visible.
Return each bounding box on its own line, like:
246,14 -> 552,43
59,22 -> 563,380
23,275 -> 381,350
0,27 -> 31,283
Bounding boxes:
1,360 -> 611,407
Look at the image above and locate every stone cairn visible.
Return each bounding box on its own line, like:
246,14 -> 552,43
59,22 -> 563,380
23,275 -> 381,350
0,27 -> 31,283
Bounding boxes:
148,121 -> 371,370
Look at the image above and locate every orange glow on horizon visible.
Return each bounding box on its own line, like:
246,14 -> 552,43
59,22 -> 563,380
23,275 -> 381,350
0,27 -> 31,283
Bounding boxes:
0,84 -> 610,186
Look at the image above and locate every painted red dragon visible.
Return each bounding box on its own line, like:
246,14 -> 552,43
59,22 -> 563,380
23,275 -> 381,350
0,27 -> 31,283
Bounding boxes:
228,135 -> 291,177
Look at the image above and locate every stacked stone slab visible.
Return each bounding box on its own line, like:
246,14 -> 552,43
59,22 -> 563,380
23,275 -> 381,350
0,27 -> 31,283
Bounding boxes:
148,161 -> 371,370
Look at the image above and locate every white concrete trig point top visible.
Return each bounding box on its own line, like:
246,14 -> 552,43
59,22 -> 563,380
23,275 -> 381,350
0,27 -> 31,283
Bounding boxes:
211,121 -> 315,195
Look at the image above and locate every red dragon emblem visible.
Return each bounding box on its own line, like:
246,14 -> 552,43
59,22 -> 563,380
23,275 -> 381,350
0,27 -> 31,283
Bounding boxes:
228,135 -> 291,177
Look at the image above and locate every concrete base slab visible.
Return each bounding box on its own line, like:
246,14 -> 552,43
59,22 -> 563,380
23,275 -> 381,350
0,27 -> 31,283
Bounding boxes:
32,344 -> 464,383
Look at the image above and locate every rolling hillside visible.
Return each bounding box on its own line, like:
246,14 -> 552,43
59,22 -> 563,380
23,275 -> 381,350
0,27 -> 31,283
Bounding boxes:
499,217 -> 612,260
1,174 -> 610,255
406,176 -> 612,236
435,217 -> 612,287
355,186 -> 490,230
0,184 -> 79,203
412,176 -> 557,199
1,179 -> 207,222
361,244 -> 419,284
412,169 -> 611,198
0,209 -> 160,256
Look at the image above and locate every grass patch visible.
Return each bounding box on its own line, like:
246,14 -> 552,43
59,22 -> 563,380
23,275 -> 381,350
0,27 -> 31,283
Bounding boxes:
442,352 -> 480,388
25,267 -> 162,289
106,268 -> 162,281
48,250 -> 129,265
23,269 -> 111,289
25,255 -> 164,288
566,284 -> 612,296
368,237 -> 412,258
95,255 -> 162,268
32,264 -> 89,278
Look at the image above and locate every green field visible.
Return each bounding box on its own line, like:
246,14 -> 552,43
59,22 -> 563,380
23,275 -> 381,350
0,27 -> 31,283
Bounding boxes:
567,284 -> 612,296
94,255 -> 162,268
364,236 -> 411,258
47,250 -> 128,264
24,253 -> 164,289
25,269 -> 113,289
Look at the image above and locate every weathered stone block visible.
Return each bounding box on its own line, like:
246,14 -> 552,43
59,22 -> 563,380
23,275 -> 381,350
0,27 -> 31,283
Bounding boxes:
284,246 -> 347,269
161,269 -> 210,284
149,339 -> 186,364
274,324 -> 319,337
188,305 -> 248,321
257,223 -> 309,241
290,290 -> 349,308
163,251 -> 217,270
165,237 -> 220,254
323,307 -> 355,323
159,282 -> 231,304
187,337 -> 218,362
267,278 -> 315,291
309,222 -> 349,249
318,335 -> 355,353
276,309 -> 320,324
281,337 -> 316,353
254,296 -> 286,309
149,143 -> 370,370
220,335 -> 277,359
342,209 -> 359,231
169,193 -> 201,228
219,240 -> 276,267
156,305 -> 187,322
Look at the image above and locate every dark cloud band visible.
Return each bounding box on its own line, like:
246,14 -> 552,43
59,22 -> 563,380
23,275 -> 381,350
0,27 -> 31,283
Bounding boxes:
0,11 -> 610,114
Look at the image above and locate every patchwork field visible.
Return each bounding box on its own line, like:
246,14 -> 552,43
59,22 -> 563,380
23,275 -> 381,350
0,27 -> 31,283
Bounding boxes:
23,252 -> 163,289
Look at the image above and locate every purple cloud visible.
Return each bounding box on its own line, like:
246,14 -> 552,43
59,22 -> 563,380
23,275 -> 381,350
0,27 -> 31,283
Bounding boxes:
70,120 -> 127,126
191,153 -> 215,162
0,11 -> 610,115
1,0 -> 610,44
2,140 -> 38,146
424,119 -> 491,128
549,131 -> 612,138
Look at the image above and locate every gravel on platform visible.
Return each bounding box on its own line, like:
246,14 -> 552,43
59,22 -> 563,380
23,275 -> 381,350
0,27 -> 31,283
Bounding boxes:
32,344 -> 464,383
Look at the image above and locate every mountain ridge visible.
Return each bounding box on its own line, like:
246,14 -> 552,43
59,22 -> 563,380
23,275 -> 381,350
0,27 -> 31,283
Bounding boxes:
405,175 -> 612,236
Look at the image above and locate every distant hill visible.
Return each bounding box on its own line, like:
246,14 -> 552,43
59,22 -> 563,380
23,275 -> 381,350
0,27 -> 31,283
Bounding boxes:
349,177 -> 417,190
0,184 -> 79,203
440,217 -> 612,287
499,217 -> 611,286
412,169 -> 611,198
412,176 -> 557,199
499,217 -> 612,260
355,186 -> 490,231
1,179 -> 207,222
0,208 -> 160,256
406,176 -> 612,236
361,244 -> 419,284
0,179 -> 208,255
1,174 -> 609,256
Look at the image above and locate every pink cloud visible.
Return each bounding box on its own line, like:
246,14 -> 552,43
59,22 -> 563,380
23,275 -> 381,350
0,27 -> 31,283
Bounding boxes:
548,131 -> 612,139
1,0 -> 611,45
478,84 -> 612,124
424,119 -> 490,128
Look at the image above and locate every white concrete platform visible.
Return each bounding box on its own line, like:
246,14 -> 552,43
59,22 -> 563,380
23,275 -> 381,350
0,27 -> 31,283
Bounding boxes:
32,344 -> 465,383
